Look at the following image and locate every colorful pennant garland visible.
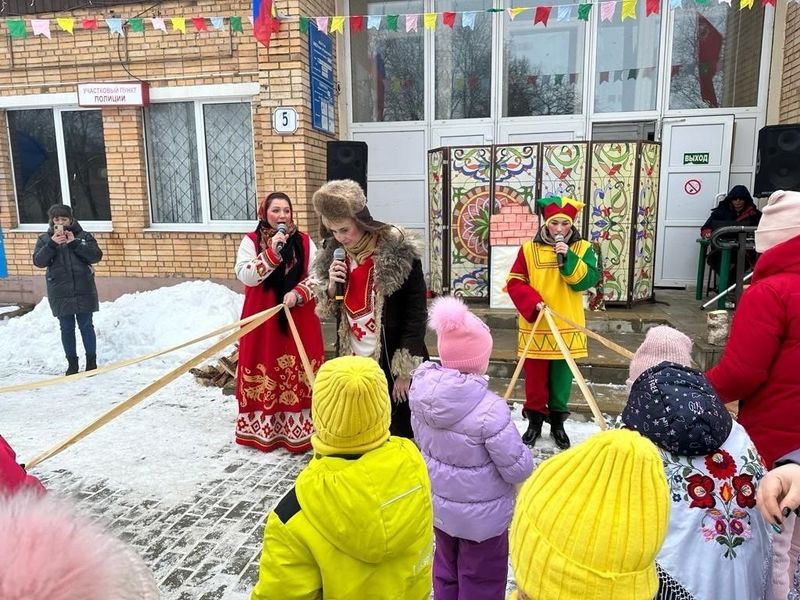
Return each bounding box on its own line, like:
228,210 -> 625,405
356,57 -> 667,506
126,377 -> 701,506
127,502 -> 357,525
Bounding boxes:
3,15 -> 248,37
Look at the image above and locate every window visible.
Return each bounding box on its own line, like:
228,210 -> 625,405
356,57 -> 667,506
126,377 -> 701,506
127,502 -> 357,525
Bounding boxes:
350,0 -> 424,122
594,2 -> 661,113
8,108 -> 110,224
669,5 -> 764,109
435,0 -> 492,120
144,101 -> 256,225
503,0 -> 586,117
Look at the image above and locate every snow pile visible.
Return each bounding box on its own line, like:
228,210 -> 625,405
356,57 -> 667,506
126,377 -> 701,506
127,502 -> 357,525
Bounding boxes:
0,281 -> 244,374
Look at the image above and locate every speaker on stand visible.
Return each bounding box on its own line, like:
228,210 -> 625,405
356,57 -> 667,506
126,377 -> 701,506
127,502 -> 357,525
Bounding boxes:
326,141 -> 368,194
754,125 -> 800,198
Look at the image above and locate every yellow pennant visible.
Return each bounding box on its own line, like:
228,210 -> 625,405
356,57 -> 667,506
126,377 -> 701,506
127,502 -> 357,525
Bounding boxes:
330,16 -> 345,33
621,0 -> 638,20
423,12 -> 437,30
739,0 -> 754,8
509,7 -> 526,19
171,17 -> 186,33
56,17 -> 75,33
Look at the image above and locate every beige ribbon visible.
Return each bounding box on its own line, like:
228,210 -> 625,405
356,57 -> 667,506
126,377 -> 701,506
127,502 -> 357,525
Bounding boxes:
545,305 -> 635,361
25,304 -> 285,469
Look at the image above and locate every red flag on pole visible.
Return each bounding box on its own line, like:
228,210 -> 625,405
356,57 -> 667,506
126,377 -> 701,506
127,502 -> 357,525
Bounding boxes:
534,6 -> 552,26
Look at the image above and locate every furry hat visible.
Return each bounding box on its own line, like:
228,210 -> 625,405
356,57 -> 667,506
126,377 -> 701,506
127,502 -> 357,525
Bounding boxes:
0,491 -> 159,600
428,296 -> 493,375
312,179 -> 386,238
626,325 -> 693,389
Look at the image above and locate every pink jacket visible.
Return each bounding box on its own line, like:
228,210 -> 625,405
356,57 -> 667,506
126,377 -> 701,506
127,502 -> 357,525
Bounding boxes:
0,435 -> 45,495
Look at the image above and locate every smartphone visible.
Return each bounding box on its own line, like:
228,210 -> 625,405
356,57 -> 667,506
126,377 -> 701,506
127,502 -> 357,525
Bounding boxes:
54,224 -> 64,236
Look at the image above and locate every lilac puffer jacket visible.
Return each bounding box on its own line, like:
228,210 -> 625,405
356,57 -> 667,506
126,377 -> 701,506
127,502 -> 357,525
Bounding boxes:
409,362 -> 533,542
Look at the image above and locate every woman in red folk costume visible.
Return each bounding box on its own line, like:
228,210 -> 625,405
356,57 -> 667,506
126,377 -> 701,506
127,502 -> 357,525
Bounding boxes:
233,192 -> 324,453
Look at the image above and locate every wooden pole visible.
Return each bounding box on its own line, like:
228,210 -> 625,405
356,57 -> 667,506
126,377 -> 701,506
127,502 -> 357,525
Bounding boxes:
503,308 -> 546,402
284,305 -> 315,387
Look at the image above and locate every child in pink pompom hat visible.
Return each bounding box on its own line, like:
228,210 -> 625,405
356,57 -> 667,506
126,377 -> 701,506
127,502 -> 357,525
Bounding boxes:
409,296 -> 533,599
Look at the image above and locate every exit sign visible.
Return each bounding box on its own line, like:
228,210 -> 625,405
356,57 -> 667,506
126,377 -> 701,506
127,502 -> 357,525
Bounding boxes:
683,152 -> 710,165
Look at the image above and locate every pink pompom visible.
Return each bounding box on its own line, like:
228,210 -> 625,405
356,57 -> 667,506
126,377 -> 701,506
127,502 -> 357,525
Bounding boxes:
428,295 -> 470,333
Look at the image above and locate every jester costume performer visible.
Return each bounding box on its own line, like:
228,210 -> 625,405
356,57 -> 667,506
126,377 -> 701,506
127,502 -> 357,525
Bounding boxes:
506,196 -> 600,449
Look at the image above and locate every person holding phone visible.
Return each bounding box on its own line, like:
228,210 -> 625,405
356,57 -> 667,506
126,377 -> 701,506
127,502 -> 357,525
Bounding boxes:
33,204 -> 102,376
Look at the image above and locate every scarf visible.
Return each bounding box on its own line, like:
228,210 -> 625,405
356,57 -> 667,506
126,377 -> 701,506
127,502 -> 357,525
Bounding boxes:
256,221 -> 303,333
344,231 -> 378,264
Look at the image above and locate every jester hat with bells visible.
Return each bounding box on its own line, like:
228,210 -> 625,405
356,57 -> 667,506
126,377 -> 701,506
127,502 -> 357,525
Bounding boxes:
537,196 -> 585,226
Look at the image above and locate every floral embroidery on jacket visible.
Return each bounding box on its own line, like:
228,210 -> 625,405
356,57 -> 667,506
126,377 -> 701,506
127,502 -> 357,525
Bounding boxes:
663,445 -> 763,559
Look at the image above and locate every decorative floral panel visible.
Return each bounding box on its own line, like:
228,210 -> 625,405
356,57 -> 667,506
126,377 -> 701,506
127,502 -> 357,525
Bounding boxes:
541,143 -> 589,233
588,142 -> 637,304
449,147 -> 493,298
427,149 -> 446,295
633,142 -> 660,302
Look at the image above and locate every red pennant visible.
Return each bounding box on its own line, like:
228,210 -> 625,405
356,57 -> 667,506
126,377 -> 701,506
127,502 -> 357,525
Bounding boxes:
81,18 -> 98,30
442,11 -> 456,28
527,75 -> 538,85
600,71 -> 609,83
191,17 -> 208,31
350,15 -> 365,31
534,6 -> 552,26
646,0 -> 660,15
761,0 -> 775,6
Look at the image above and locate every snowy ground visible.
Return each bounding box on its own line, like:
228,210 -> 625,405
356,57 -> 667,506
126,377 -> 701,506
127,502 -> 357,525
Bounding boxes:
0,281 -> 600,599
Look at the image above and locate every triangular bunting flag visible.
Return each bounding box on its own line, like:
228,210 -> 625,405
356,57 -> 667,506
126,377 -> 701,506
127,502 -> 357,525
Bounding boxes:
350,15 -> 364,32
210,17 -> 225,30
171,17 -> 186,34
646,0 -> 661,14
442,11 -> 456,27
405,14 -> 418,32
628,68 -> 638,79
150,17 -> 167,32
330,16 -> 345,33
106,18 -> 124,36
557,5 -> 571,20
508,7 -> 526,19
8,18 -> 26,38
613,69 -> 624,81
367,15 -> 382,29
739,0 -> 754,8
56,17 -> 75,34
423,12 -> 437,30
315,17 -> 329,32
386,15 -> 398,31
600,1 -> 616,21
81,18 -> 98,30
578,3 -> 593,20
600,71 -> 610,83
32,19 -> 51,38
128,18 -> 144,32
669,0 -> 682,7
230,16 -> 243,32
299,16 -> 309,33
192,17 -> 208,31
462,11 -> 477,29
622,0 -> 637,20
534,5 -> 552,25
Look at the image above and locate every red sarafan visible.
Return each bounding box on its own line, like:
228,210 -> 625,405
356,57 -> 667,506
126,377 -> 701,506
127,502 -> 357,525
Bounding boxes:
0,492 -> 159,600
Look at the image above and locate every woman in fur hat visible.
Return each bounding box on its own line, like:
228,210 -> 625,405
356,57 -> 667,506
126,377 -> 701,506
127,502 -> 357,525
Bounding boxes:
233,192 -> 325,453
311,179 -> 428,439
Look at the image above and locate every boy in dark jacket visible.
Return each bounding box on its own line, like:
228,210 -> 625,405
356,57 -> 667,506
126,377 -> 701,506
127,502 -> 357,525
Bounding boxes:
32,204 -> 102,375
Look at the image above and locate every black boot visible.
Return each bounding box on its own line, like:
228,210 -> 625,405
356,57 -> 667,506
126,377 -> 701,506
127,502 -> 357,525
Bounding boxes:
85,354 -> 97,371
521,410 -> 546,447
66,356 -> 79,376
549,411 -> 571,450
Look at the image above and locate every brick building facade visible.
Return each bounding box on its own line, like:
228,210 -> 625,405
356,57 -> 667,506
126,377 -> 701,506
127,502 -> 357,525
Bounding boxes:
780,3 -> 800,123
0,0 -> 335,303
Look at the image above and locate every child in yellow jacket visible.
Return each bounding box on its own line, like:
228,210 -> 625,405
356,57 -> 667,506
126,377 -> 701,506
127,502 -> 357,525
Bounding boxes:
250,356 -> 434,600
506,196 -> 600,450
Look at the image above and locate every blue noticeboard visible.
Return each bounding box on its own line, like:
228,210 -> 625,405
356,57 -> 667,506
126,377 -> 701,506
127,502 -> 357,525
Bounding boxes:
0,227 -> 7,278
308,24 -> 336,135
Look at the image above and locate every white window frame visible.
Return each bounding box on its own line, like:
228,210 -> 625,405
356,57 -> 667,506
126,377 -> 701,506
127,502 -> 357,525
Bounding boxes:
144,88 -> 259,233
6,105 -> 113,233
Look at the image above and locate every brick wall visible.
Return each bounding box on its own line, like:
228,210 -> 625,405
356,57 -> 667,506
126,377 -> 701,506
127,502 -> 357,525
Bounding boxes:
781,3 -> 800,123
0,0 -> 336,299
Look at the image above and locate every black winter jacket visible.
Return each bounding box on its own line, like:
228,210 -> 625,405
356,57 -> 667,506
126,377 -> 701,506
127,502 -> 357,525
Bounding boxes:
32,222 -> 102,318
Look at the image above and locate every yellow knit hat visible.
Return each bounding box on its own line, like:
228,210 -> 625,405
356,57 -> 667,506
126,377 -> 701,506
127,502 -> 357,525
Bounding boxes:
311,356 -> 391,456
510,429 -> 670,600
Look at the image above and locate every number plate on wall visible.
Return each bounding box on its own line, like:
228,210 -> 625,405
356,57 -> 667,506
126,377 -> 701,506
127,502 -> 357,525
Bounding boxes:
273,107 -> 298,134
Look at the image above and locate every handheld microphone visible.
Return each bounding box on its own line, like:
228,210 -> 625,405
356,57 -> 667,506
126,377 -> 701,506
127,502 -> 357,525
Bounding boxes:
333,247 -> 346,301
275,223 -> 287,252
554,234 -> 565,269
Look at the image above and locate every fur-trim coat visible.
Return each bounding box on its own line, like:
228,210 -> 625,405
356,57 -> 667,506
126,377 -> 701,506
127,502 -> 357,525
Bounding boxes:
313,227 -> 429,387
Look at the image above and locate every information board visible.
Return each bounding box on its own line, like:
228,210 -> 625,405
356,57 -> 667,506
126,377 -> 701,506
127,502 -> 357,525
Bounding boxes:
309,25 -> 336,135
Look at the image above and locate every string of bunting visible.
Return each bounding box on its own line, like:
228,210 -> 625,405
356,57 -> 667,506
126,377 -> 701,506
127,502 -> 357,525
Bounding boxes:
3,15 -> 253,38
299,0 -> 777,34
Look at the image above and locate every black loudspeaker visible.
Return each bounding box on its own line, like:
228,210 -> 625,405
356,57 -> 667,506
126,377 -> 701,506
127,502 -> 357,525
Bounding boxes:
754,125 -> 800,197
327,141 -> 368,193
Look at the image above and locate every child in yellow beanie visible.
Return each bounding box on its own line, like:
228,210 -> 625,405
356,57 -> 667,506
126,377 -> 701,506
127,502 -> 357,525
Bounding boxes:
509,429 -> 670,600
250,356 -> 434,599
